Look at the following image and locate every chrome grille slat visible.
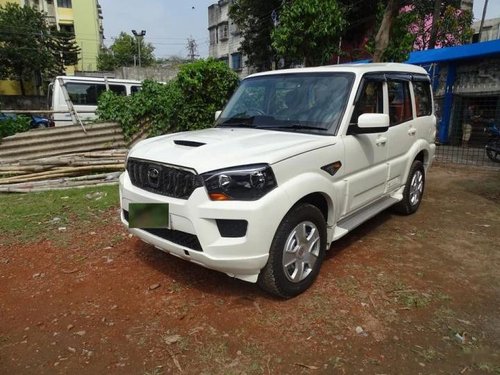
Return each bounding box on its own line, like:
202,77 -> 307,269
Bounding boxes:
127,158 -> 201,199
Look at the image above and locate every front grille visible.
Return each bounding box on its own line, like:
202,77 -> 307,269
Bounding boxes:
123,210 -> 202,251
127,158 -> 202,199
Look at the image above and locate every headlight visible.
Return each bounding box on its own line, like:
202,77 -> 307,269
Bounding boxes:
201,164 -> 277,201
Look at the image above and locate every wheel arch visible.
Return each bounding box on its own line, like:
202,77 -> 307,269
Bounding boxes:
294,192 -> 331,223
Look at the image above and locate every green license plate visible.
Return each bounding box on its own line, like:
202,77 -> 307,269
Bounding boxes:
128,203 -> 169,228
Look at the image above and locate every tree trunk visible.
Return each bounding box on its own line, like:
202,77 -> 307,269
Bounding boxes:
373,0 -> 401,62
428,0 -> 442,49
19,78 -> 25,96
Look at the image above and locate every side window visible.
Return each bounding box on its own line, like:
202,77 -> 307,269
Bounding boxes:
66,83 -> 106,106
131,85 -> 141,94
350,81 -> 384,124
413,81 -> 432,117
109,84 -> 126,96
388,80 -> 412,126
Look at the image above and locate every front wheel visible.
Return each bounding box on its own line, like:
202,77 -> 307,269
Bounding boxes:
258,204 -> 326,298
392,160 -> 425,215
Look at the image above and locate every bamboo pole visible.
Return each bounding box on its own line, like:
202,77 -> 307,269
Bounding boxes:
0,164 -> 124,184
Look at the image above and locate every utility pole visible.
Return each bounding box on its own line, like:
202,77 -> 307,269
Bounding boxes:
478,0 -> 489,42
132,29 -> 146,67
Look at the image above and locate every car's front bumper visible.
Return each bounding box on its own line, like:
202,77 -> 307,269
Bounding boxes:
119,172 -> 288,283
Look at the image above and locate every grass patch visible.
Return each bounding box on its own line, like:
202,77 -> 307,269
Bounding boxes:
0,185 -> 119,245
412,345 -> 441,362
335,276 -> 360,297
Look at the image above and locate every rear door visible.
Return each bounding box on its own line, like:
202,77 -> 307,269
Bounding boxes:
385,74 -> 416,191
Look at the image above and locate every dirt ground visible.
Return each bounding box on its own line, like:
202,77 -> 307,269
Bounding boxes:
1,165 -> 499,375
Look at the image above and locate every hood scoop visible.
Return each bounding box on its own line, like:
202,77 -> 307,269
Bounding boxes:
174,140 -> 206,147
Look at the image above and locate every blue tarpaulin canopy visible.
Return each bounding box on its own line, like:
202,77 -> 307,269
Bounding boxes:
406,39 -> 500,65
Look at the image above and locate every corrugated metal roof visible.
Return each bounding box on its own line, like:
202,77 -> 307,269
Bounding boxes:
406,39 -> 500,64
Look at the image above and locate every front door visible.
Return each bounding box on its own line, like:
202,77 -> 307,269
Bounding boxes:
342,77 -> 389,214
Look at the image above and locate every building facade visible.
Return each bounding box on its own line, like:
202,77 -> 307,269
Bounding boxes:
407,39 -> 500,152
0,0 -> 103,95
208,0 -> 251,78
473,17 -> 500,42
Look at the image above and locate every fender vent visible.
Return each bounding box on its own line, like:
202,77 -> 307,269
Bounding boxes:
174,140 -> 205,147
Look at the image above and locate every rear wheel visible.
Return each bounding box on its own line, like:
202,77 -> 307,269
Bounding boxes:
258,204 -> 326,298
393,160 -> 425,215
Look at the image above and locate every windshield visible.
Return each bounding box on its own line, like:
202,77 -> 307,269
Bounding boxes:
216,72 -> 354,135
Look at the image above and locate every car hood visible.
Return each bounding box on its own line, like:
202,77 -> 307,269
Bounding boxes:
129,127 -> 335,173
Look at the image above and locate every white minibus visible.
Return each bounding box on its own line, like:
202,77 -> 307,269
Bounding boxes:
49,76 -> 142,126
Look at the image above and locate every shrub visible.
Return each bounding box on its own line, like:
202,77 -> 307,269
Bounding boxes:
97,58 -> 239,139
0,115 -> 31,139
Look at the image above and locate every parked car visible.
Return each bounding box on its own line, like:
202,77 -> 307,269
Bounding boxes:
119,63 -> 436,298
0,112 -> 54,129
49,76 -> 142,126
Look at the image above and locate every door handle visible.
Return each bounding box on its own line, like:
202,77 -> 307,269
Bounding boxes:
376,136 -> 387,146
408,128 -> 417,136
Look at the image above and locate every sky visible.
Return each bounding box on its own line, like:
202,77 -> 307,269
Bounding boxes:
99,0 -> 500,60
99,0 -> 216,59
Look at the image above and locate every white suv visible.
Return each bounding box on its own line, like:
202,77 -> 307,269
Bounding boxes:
119,63 -> 436,298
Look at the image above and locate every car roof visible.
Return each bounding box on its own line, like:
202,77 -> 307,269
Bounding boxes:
55,76 -> 142,84
246,63 -> 428,79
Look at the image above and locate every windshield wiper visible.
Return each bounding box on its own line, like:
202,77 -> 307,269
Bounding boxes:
263,124 -> 328,131
217,123 -> 257,128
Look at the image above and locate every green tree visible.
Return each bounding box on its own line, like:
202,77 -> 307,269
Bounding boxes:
229,0 -> 282,71
96,47 -> 116,71
49,29 -> 80,75
271,0 -> 346,67
0,3 -> 80,94
97,32 -> 155,70
97,59 -> 239,138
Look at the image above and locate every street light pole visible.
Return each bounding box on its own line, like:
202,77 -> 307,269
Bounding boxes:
131,29 -> 146,67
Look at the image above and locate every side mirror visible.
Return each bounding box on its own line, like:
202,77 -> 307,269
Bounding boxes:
349,113 -> 389,134
215,110 -> 222,120
358,113 -> 389,129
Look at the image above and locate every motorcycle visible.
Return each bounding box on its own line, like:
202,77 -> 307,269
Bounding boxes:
484,121 -> 500,163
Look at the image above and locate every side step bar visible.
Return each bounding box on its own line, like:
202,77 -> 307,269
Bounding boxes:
333,196 -> 399,241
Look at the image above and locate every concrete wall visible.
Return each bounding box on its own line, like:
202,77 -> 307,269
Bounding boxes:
114,66 -> 180,82
0,95 -> 47,110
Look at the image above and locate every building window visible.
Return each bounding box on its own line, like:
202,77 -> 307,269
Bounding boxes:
59,24 -> 75,36
231,53 -> 242,71
209,28 -> 217,45
57,0 -> 72,8
219,23 -> 228,41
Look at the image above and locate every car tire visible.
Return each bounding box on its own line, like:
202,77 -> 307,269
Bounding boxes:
393,160 -> 425,215
258,203 -> 326,298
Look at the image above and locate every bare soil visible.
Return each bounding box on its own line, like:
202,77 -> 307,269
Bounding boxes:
1,165 -> 499,374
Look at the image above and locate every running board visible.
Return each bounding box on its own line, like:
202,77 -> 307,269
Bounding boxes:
333,196 -> 399,241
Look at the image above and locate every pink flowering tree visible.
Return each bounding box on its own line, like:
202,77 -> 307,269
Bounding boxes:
370,0 -> 473,62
